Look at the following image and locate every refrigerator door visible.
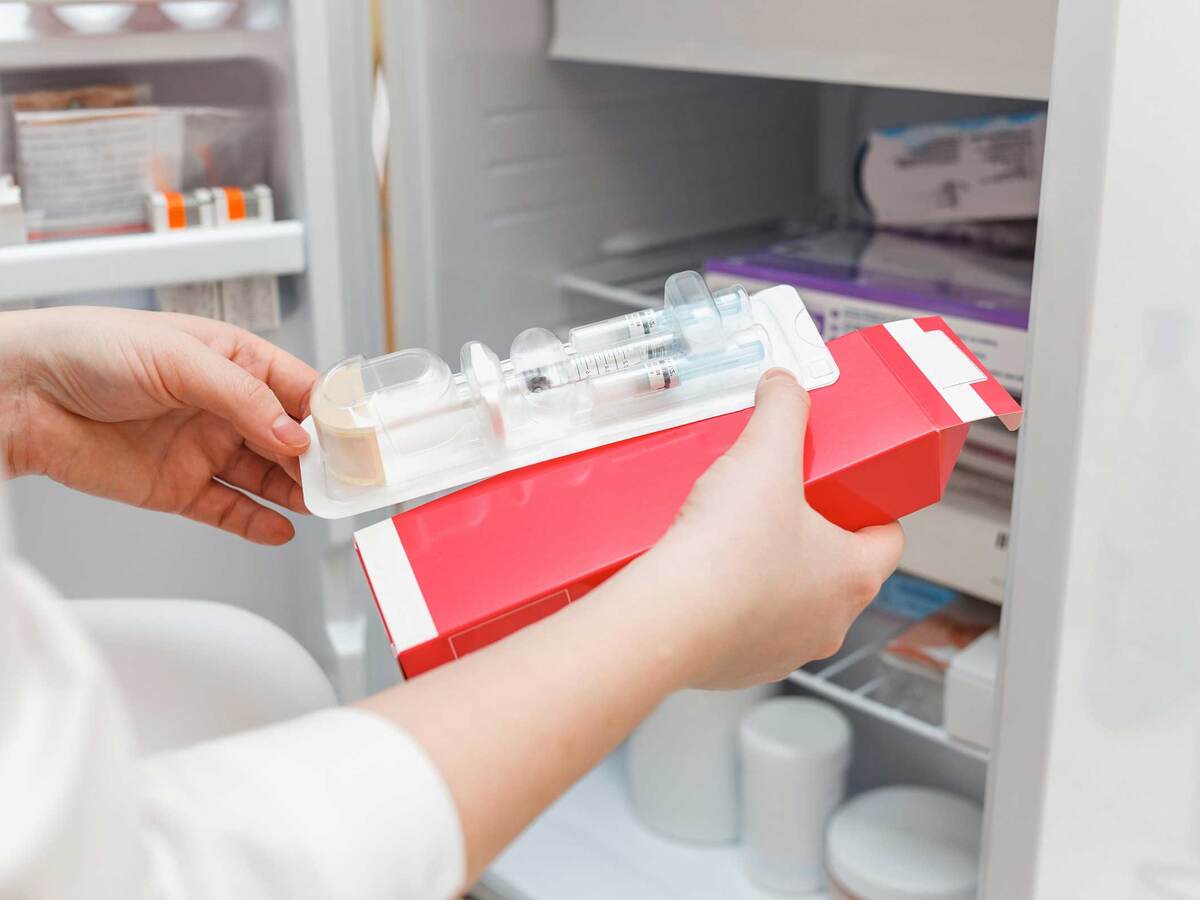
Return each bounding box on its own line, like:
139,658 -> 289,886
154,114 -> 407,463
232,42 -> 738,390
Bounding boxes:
2,0 -> 390,700
985,0 -> 1200,895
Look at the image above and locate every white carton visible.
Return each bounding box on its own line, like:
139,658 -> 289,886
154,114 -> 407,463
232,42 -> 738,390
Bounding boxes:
945,628 -> 1001,750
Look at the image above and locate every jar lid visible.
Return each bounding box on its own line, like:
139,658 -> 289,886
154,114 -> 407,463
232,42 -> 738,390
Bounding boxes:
826,785 -> 982,900
739,697 -> 852,770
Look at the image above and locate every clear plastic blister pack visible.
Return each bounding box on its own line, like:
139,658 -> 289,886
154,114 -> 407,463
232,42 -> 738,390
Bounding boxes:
299,272 -> 838,518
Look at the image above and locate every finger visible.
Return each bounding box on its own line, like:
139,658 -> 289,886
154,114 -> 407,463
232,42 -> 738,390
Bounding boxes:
164,315 -> 318,420
159,335 -> 312,457
728,368 -> 811,469
261,345 -> 319,422
854,522 -> 906,580
219,448 -> 309,514
182,480 -> 296,546
246,439 -> 302,485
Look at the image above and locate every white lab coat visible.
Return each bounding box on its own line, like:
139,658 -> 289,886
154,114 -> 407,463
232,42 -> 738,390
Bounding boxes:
0,551 -> 465,899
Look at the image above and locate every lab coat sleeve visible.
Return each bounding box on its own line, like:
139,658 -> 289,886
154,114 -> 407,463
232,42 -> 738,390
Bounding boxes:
0,555 -> 465,900
141,707 -> 466,900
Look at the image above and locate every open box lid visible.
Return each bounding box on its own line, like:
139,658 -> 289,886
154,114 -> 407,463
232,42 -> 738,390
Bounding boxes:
866,318 -> 1024,433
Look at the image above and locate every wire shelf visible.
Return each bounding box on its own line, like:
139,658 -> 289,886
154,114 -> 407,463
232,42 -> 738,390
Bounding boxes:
789,611 -> 990,764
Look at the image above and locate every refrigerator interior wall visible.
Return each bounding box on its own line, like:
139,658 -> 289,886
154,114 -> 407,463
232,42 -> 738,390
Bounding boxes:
382,0 -> 819,360
3,1 -> 389,698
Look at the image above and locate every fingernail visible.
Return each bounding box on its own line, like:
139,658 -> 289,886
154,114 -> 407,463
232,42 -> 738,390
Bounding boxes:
762,367 -> 798,384
272,414 -> 310,449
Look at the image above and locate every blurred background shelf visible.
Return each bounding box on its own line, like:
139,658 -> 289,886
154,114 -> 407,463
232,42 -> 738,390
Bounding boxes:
0,220 -> 305,302
551,0 -> 1057,100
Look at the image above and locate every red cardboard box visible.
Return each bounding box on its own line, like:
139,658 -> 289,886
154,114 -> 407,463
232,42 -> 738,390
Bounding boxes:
355,316 -> 1022,678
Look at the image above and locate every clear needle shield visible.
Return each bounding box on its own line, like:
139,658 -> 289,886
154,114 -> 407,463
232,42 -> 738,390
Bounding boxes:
300,271 -> 839,519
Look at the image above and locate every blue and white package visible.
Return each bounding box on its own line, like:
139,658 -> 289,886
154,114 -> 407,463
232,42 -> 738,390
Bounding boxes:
858,110 -> 1047,226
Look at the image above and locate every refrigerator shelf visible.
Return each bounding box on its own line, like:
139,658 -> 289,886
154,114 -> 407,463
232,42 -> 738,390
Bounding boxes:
0,220 -> 305,303
789,618 -> 989,765
481,754 -> 819,900
0,23 -> 284,72
559,222 -> 794,311
551,0 -> 1054,101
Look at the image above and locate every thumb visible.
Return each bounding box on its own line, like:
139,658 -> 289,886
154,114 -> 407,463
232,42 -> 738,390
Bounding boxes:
854,522 -> 906,581
728,368 -> 811,471
161,336 -> 311,455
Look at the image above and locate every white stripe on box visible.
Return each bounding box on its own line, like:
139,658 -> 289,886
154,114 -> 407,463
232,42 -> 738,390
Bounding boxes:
354,519 -> 437,651
884,319 -> 994,424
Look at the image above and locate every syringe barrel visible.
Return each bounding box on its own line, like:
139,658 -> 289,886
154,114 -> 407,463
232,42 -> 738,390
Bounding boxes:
677,327 -> 767,381
567,278 -> 753,353
587,326 -> 770,407
712,285 -> 753,331
568,309 -> 662,351
520,332 -> 680,392
587,358 -> 681,406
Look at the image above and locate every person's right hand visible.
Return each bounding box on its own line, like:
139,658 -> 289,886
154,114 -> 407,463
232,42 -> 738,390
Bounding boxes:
645,368 -> 905,690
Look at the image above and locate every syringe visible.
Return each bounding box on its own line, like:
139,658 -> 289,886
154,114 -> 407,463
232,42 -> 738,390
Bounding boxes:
520,331 -> 681,393
588,331 -> 767,406
568,284 -> 752,352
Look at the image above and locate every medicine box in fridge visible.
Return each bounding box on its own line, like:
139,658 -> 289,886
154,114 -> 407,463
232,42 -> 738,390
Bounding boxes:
944,628 -> 1001,750
705,228 -> 1031,393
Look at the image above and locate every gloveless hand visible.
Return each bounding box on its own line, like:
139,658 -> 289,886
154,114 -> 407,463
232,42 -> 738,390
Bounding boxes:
640,368 -> 906,689
0,307 -> 318,545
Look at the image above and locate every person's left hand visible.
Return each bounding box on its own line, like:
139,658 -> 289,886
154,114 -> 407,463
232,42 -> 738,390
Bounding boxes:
0,307 -> 318,545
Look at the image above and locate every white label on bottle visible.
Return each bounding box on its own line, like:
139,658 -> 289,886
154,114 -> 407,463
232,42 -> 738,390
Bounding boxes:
647,360 -> 678,392
623,309 -> 657,340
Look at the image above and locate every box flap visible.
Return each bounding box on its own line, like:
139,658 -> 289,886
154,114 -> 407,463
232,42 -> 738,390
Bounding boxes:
864,317 -> 1023,432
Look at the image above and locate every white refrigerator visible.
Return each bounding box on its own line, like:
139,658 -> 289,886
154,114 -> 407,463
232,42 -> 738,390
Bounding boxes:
4,1 -> 1198,897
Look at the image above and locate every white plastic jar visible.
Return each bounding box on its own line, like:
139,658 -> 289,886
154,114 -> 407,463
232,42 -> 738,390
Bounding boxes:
625,685 -> 774,842
825,785 -> 983,900
739,697 -> 853,894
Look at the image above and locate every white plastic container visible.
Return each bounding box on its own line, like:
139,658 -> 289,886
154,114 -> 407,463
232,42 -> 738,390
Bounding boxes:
50,3 -> 136,33
826,786 -> 983,900
625,685 -> 773,843
739,697 -> 852,894
159,1 -> 239,30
